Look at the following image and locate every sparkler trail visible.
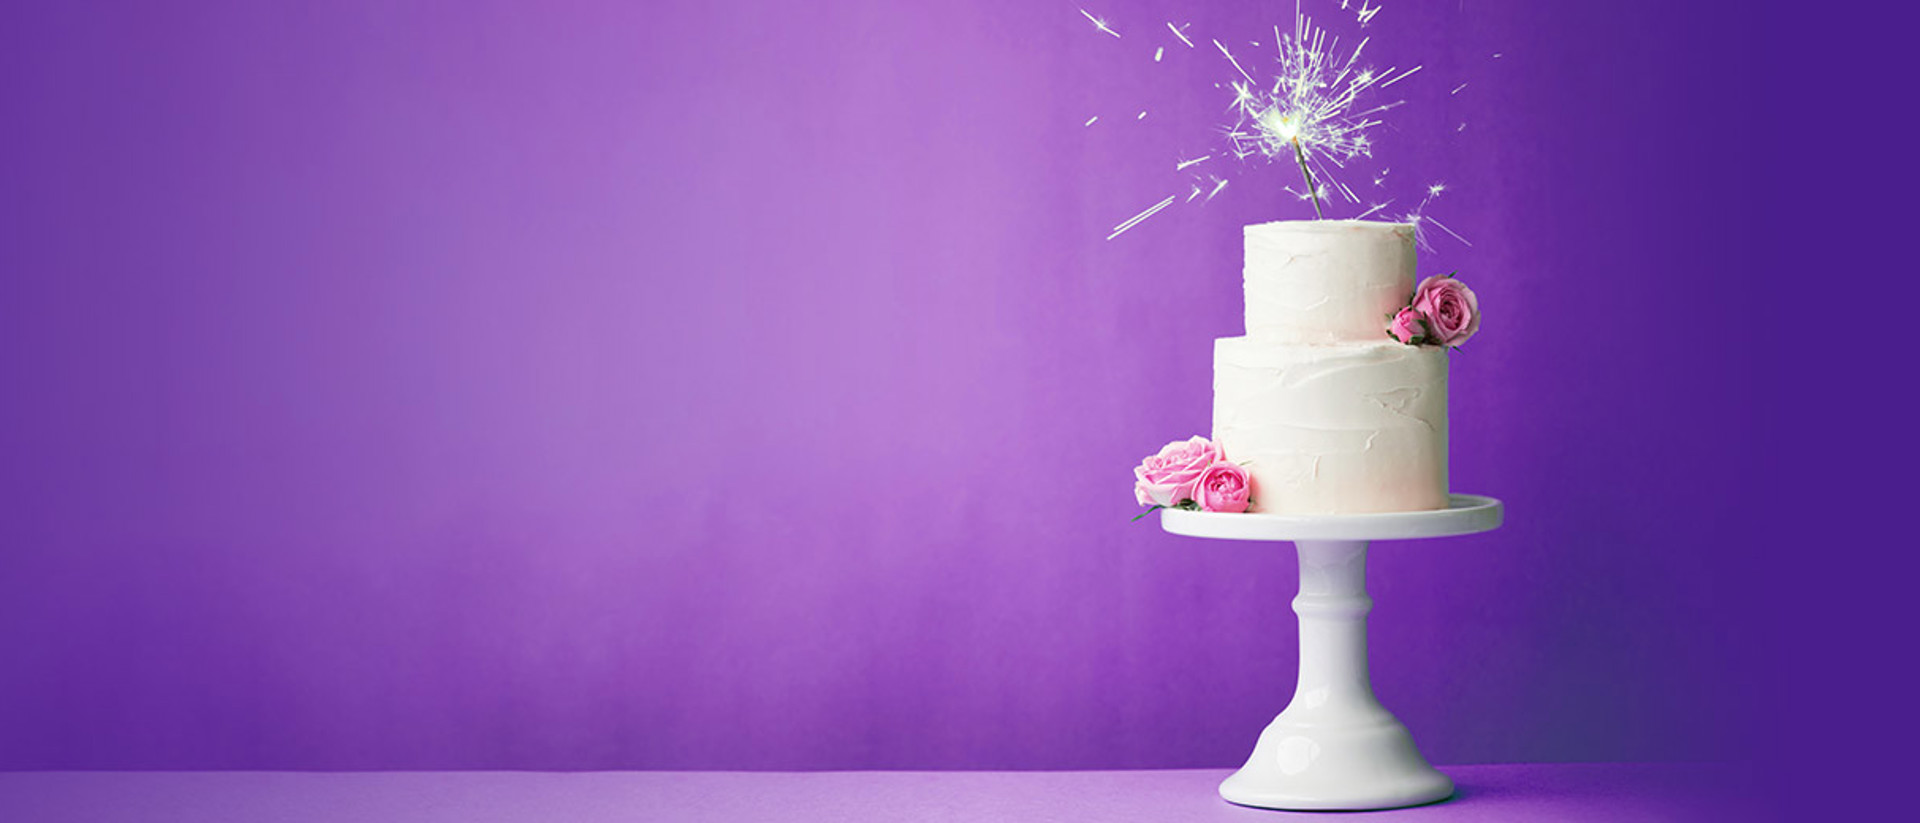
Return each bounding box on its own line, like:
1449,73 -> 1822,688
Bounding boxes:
1400,183 -> 1469,249
1167,22 -> 1195,48
1185,177 -> 1230,203
1108,195 -> 1177,240
1426,215 -> 1470,246
1378,64 -> 1422,87
1355,201 -> 1392,220
1079,8 -> 1120,38
1212,39 -> 1254,84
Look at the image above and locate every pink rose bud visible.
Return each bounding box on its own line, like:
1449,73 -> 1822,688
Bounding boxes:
1388,307 -> 1428,344
1133,436 -> 1224,507
1410,274 -> 1481,347
1197,461 -> 1252,513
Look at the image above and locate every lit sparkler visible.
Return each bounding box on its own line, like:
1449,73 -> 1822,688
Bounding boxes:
1222,4 -> 1418,218
1084,2 -> 1470,243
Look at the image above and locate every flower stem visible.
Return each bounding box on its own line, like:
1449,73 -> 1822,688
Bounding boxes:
1291,139 -> 1324,219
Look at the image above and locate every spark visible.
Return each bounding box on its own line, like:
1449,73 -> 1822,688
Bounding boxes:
1167,22 -> 1195,48
1355,201 -> 1392,220
1176,154 -> 1213,171
1208,177 -> 1230,200
1451,82 -> 1468,95
1411,182 -> 1444,218
1424,214 -> 1472,246
1402,211 -> 1429,249
1378,64 -> 1423,88
1355,1 -> 1381,25
1137,110 -> 1147,119
1287,183 -> 1331,204
1080,8 -> 1121,38
1401,183 -> 1468,250
1084,115 -> 1099,126
1155,47 -> 1164,62
1108,195 -> 1178,240
1212,39 -> 1255,84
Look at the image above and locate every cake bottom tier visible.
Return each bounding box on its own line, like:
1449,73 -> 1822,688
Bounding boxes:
1213,338 -> 1448,514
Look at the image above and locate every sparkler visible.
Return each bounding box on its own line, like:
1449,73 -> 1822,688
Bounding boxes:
1222,4 -> 1418,219
1083,2 -> 1470,242
1107,195 -> 1177,241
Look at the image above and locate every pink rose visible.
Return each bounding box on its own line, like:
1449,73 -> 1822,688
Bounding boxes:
1387,307 -> 1428,344
1133,436 -> 1223,507
1410,274 -> 1480,347
1197,461 -> 1252,513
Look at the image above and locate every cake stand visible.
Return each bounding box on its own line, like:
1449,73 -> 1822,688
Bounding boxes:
1162,494 -> 1504,811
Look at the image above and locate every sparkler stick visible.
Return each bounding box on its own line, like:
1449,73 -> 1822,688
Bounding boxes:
1290,139 -> 1324,218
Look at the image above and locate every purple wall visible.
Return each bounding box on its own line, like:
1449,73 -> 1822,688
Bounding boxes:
1,1 -> 1770,770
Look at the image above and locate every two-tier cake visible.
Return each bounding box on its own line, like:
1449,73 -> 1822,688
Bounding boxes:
1212,220 -> 1447,514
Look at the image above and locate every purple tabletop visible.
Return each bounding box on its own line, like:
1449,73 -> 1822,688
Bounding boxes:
0,763 -> 1757,822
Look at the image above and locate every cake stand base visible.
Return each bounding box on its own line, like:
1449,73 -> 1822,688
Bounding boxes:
1162,496 -> 1504,812
1217,540 -> 1451,811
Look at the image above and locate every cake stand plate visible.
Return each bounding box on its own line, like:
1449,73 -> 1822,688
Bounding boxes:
1162,494 -> 1504,811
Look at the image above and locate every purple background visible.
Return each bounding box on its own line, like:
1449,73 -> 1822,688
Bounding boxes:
0,0 -> 1784,771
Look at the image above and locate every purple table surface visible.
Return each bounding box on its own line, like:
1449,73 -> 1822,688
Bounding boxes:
0,762 -> 1763,822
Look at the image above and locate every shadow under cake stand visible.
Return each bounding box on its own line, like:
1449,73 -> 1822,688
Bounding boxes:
1162,494 -> 1504,811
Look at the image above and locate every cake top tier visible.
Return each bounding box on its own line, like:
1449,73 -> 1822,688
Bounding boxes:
1243,219 -> 1416,343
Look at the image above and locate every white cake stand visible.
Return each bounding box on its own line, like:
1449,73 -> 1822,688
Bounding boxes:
1162,494 -> 1504,811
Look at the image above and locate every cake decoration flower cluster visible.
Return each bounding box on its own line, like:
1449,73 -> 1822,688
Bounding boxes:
1387,272 -> 1480,348
1132,436 -> 1252,518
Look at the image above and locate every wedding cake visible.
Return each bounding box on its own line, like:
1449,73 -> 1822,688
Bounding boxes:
1212,220 -> 1447,514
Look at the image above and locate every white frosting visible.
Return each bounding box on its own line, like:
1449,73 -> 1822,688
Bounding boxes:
1244,220 -> 1416,343
1211,219 -> 1446,514
1213,339 -> 1447,514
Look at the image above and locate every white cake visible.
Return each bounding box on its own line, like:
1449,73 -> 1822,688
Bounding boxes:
1212,220 -> 1447,514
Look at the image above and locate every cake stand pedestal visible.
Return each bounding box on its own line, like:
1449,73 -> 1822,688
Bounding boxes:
1161,494 -> 1503,811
